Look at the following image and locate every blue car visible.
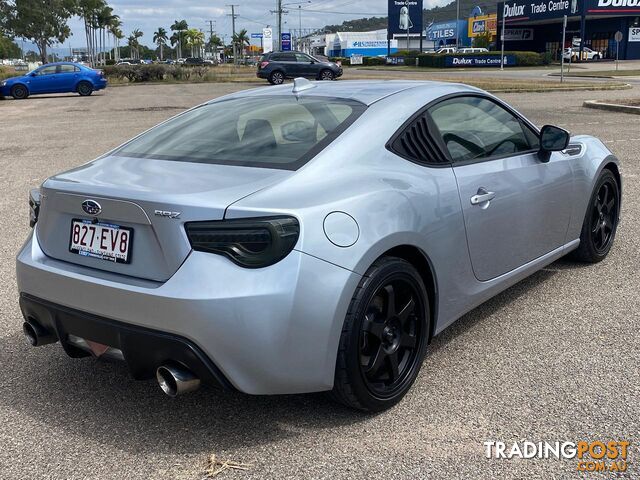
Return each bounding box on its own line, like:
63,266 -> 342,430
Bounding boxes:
0,62 -> 107,100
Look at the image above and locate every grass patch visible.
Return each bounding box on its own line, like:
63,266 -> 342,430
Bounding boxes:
557,69 -> 640,77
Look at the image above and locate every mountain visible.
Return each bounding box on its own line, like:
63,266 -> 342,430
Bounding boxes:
323,0 -> 497,33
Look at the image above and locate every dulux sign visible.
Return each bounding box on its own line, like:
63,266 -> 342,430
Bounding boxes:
502,0 -> 579,21
586,0 -> 640,14
445,55 -> 516,67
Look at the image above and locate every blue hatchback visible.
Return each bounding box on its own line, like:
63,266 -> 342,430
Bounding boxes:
0,62 -> 108,100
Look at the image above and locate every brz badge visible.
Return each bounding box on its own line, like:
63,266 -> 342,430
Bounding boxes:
81,199 -> 102,216
155,210 -> 181,219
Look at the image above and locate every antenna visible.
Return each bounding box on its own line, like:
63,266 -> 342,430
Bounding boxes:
292,77 -> 316,94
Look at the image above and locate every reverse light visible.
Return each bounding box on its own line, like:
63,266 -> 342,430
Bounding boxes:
29,188 -> 40,228
185,216 -> 300,268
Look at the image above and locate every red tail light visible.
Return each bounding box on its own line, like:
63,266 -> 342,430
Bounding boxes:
260,61 -> 270,69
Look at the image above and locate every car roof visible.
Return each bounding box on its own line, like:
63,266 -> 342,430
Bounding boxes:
219,80 -> 481,106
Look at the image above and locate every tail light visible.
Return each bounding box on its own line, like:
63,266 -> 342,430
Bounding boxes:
185,216 -> 299,268
260,61 -> 270,69
29,188 -> 41,228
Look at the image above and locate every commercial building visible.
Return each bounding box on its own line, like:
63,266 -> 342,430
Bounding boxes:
327,30 -> 399,57
426,20 -> 471,49
497,0 -> 640,60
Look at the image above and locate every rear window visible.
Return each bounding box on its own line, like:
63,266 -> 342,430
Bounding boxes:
114,96 -> 365,170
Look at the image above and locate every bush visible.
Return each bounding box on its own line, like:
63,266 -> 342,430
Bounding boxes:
417,51 -> 545,68
363,56 -> 386,66
103,64 -> 211,83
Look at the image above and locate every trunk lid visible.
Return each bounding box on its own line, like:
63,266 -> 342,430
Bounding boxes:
36,155 -> 291,282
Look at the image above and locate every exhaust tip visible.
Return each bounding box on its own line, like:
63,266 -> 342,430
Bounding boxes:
156,364 -> 200,397
22,322 -> 38,346
22,318 -> 57,347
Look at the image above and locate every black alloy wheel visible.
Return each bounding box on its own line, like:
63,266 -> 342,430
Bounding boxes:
269,71 -> 285,85
331,257 -> 429,412
320,69 -> 335,81
77,81 -> 93,96
590,178 -> 618,254
570,169 -> 620,263
359,279 -> 424,397
11,85 -> 28,100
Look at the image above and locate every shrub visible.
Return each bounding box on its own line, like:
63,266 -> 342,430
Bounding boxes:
363,56 -> 386,66
102,64 -> 212,83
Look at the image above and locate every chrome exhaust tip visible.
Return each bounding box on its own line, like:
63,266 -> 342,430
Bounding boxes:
22,319 -> 57,347
156,363 -> 201,397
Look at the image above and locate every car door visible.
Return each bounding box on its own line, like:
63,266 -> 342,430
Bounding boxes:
427,95 -> 573,281
55,64 -> 79,92
295,53 -> 317,77
27,65 -> 59,93
275,52 -> 300,77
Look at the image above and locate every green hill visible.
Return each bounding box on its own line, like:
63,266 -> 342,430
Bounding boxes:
323,0 -> 497,33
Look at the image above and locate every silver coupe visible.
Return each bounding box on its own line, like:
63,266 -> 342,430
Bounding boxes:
17,79 -> 621,411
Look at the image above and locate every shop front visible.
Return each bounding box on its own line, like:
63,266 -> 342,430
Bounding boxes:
497,0 -> 640,60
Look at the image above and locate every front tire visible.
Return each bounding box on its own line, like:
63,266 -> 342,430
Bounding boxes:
11,85 -> 28,100
319,69 -> 335,81
331,257 -> 429,412
268,71 -> 285,85
569,169 -> 620,263
77,81 -> 93,96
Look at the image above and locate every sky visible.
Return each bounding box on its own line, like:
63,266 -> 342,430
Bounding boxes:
49,0 -> 450,50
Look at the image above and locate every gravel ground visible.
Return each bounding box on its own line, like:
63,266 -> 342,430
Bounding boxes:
0,79 -> 638,480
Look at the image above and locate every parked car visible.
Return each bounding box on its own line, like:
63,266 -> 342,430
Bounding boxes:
434,47 -> 458,54
257,51 -> 343,84
183,57 -> 214,66
458,47 -> 489,53
17,80 -> 621,411
563,47 -> 601,61
0,62 -> 107,100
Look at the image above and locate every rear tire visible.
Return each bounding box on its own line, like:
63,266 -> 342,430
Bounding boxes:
569,169 -> 620,263
77,81 -> 93,96
331,257 -> 429,412
319,69 -> 335,81
11,85 -> 28,100
268,71 -> 285,85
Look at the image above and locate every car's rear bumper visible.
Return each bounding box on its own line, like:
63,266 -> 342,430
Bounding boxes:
256,70 -> 269,79
17,231 -> 361,395
20,293 -> 235,390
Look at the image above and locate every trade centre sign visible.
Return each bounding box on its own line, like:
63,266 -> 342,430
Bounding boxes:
502,0 -> 640,20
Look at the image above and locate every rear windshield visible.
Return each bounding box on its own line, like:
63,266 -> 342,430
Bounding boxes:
114,96 -> 366,170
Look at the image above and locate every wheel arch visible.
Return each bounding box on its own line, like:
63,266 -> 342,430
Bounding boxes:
10,82 -> 30,94
602,159 -> 622,217
374,245 -> 438,344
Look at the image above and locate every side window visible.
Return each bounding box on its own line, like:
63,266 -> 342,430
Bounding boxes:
295,53 -> 311,63
388,113 -> 447,165
58,64 -> 76,73
36,66 -> 57,76
428,96 -> 539,163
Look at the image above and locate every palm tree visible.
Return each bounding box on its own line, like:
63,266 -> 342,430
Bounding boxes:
132,28 -> 143,59
170,20 -> 188,59
96,5 -> 114,65
109,17 -> 123,61
232,29 -> 250,58
153,27 -> 168,60
185,28 -> 205,57
77,0 -> 107,66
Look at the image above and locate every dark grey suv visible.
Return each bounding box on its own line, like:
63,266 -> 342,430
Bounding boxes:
257,51 -> 343,85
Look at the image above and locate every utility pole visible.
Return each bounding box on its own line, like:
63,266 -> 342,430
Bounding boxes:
455,0 -> 460,49
298,6 -> 302,50
206,20 -> 216,58
227,5 -> 239,64
277,0 -> 283,51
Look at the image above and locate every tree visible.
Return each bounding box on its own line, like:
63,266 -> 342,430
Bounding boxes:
472,31 -> 492,49
185,28 -> 204,57
109,16 -> 123,61
232,29 -> 250,58
170,19 -> 188,59
77,0 -> 107,66
0,34 -> 21,59
153,27 -> 168,60
8,0 -> 76,63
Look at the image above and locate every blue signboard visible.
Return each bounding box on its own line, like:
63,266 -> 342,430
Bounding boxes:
427,21 -> 457,41
388,0 -> 424,39
444,54 -> 517,67
281,33 -> 292,51
251,33 -> 263,39
499,0 -> 580,23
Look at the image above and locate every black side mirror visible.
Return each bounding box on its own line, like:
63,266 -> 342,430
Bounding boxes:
540,125 -> 570,152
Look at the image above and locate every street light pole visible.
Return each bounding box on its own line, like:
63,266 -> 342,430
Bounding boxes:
500,5 -> 506,70
456,0 -> 460,49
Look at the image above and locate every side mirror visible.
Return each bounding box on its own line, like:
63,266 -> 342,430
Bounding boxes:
29,72 -> 37,77
540,125 -> 570,152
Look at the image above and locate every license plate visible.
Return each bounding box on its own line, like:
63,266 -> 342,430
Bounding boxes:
69,219 -> 133,264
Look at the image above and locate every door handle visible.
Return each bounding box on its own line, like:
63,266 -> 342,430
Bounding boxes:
470,190 -> 496,205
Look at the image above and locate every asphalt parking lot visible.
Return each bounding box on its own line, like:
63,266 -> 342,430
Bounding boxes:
1,80 -> 638,479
